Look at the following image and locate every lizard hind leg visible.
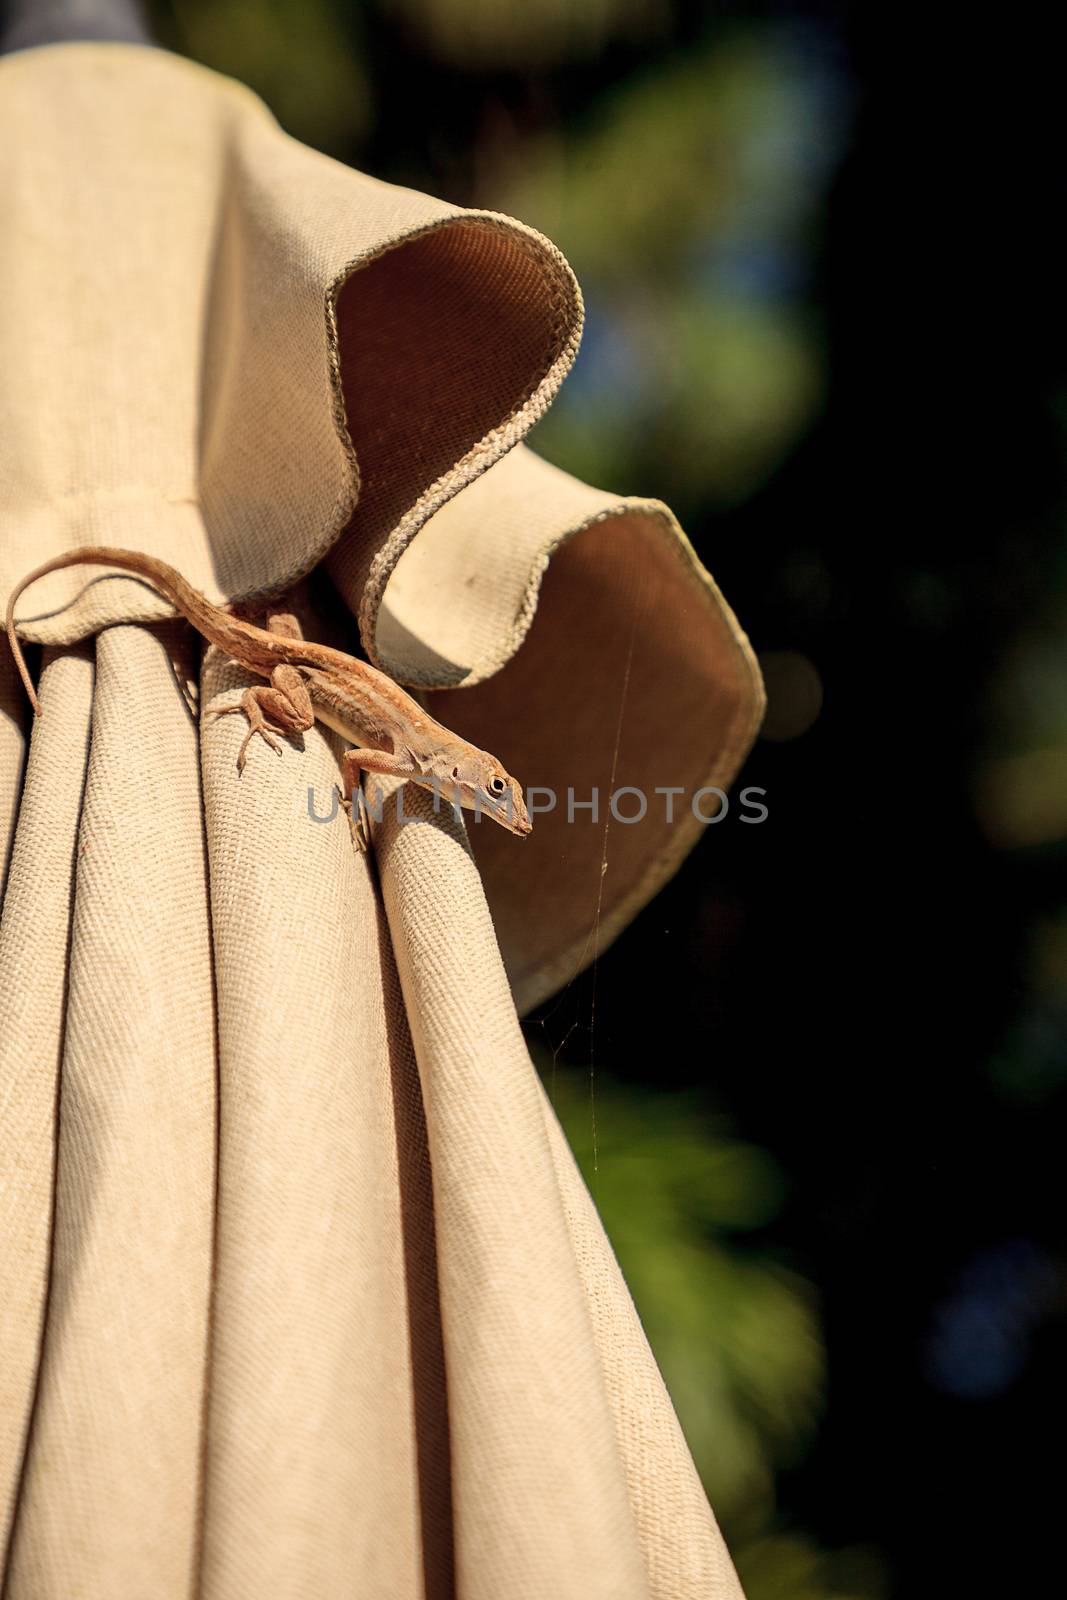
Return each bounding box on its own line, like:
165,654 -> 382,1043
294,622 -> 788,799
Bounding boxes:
210,664 -> 315,774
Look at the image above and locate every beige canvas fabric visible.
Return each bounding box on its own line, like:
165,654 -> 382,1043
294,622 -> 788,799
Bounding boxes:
0,39 -> 760,1599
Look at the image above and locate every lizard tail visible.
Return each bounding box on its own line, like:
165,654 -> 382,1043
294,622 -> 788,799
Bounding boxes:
4,546 -> 210,715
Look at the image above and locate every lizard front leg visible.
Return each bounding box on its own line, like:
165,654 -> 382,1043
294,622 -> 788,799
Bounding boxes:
335,745 -> 416,852
211,665 -> 315,773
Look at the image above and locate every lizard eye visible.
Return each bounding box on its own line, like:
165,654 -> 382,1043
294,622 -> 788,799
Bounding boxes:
488,775 -> 506,796
450,766 -> 460,780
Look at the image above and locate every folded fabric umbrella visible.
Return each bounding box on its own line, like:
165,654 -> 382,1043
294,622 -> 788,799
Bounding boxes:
0,17 -> 763,1600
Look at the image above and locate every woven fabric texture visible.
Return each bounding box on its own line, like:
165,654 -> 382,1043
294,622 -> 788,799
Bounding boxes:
0,40 -> 760,1599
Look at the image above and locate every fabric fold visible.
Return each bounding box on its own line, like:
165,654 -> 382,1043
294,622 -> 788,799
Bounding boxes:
0,627 -> 215,1597
0,646 -> 91,1570
0,43 -> 582,647
409,446 -> 764,1011
196,644 -> 429,1599
371,777 -> 743,1599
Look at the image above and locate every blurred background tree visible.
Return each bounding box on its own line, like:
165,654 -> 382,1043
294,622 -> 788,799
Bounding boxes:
149,4 -> 1067,1595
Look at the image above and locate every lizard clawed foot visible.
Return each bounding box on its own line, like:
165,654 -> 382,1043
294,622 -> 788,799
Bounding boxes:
236,724 -> 284,773
335,783 -> 370,854
210,702 -> 285,773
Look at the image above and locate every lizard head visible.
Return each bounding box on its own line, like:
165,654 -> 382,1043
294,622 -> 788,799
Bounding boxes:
420,747 -> 531,837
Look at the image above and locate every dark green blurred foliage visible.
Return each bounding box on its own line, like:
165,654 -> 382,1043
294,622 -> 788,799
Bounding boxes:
546,1065 -> 818,1508
497,31 -> 843,507
546,1065 -> 887,1599
163,0 -> 370,152
381,0 -> 669,70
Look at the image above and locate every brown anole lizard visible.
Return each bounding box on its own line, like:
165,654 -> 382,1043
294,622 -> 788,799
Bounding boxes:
4,546 -> 531,845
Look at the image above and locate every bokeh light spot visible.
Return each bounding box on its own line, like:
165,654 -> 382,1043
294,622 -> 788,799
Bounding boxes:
758,650 -> 823,741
